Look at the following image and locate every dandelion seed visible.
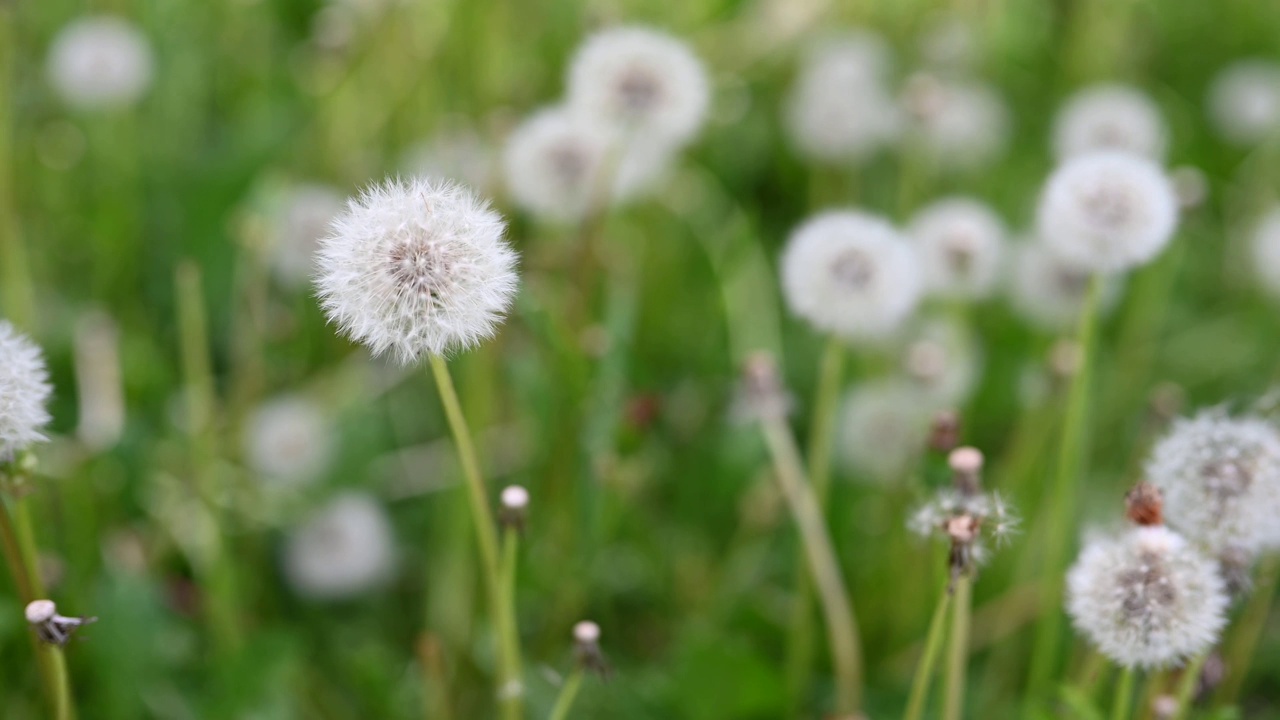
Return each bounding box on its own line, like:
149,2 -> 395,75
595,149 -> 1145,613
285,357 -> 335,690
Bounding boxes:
567,27 -> 709,146
46,16 -> 154,111
785,32 -> 900,163
902,74 -> 1011,171
1207,60 -> 1280,146
314,177 -> 519,363
283,492 -> 396,600
780,211 -> 922,341
1006,241 -> 1120,331
908,197 -> 1007,300
0,322 -> 53,460
1053,85 -> 1168,161
243,395 -> 334,486
1037,152 -> 1179,273
270,184 -> 345,288
836,379 -> 932,482
1250,206 -> 1280,298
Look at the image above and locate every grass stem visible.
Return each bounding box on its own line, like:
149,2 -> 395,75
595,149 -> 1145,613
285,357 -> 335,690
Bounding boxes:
905,582 -> 953,720
943,573 -> 973,720
548,668 -> 585,720
1111,666 -> 1135,720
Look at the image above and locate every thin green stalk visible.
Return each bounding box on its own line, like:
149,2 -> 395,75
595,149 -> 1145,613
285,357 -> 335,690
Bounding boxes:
0,6 -> 36,330
43,644 -> 72,720
0,500 -> 34,601
1111,666 -> 1136,720
785,337 -> 846,712
1026,278 -> 1102,704
905,585 -> 953,720
500,528 -> 524,714
548,668 -> 584,720
1170,653 -> 1208,720
943,574 -> 973,720
760,416 -> 863,714
427,354 -> 521,720
1216,556 -> 1279,705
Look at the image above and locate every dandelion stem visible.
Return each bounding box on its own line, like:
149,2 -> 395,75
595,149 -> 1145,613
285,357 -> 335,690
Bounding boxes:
760,415 -> 863,714
44,644 -> 72,720
548,667 -> 585,720
427,354 -> 521,720
1170,653 -> 1208,720
500,527 -> 524,714
943,573 -> 973,720
1111,666 -> 1135,720
1215,555 -> 1279,706
1026,277 -> 1101,705
905,583 -> 953,720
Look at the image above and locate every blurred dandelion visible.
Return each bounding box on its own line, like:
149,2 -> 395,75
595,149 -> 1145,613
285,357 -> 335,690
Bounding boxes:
901,318 -> 982,408
269,184 -> 344,289
836,380 -> 932,482
1207,60 -> 1280,146
46,16 -> 153,110
243,395 -> 334,486
908,197 -> 1007,300
0,322 -> 52,460
902,74 -> 1010,171
1007,241 -> 1120,331
403,123 -> 496,193
1053,84 -> 1168,161
283,492 -> 396,600
1250,206 -> 1280,297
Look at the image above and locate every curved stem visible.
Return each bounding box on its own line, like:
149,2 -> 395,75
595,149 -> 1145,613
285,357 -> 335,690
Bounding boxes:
905,584 -> 953,720
548,668 -> 585,720
1111,666 -> 1135,720
1170,653 -> 1207,720
943,574 -> 973,720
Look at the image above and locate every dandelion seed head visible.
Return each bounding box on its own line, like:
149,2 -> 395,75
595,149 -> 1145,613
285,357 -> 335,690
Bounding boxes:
243,395 -> 334,486
403,124 -> 495,193
909,197 -> 1007,299
1208,60 -> 1280,146
900,318 -> 981,407
1250,206 -> 1280,298
903,75 -> 1011,171
0,322 -> 53,459
1146,410 -> 1280,556
47,16 -> 154,111
1037,152 -> 1179,273
314,177 -> 518,363
283,492 -> 396,600
918,14 -> 976,72
270,184 -> 345,288
785,32 -> 900,163
1053,85 -> 1168,161
568,27 -> 709,146
1170,166 -> 1208,210
837,379 -> 932,482
1066,525 -> 1228,668
1007,242 -> 1121,331
781,211 -> 922,341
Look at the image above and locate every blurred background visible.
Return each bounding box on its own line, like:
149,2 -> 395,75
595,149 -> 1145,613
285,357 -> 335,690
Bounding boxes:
3,0 -> 1280,718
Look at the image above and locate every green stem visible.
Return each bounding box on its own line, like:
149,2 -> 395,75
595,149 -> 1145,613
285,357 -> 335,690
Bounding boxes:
1170,653 -> 1207,720
1216,556 -> 1279,706
427,354 -> 520,720
0,500 -> 34,601
1111,666 -> 1135,720
44,644 -> 73,720
1026,278 -> 1101,705
943,574 -> 973,720
500,528 -> 524,714
548,668 -> 584,720
905,584 -> 953,720
760,416 -> 863,714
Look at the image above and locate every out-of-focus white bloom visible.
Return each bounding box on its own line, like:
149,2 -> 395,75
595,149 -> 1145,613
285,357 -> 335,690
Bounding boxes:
835,380 -> 932,482
283,492 -> 396,600
73,311 -> 124,451
1169,166 -> 1208,210
903,75 -> 1010,171
785,32 -> 900,163
270,184 -> 345,288
46,16 -> 154,110
1146,410 -> 1280,556
780,211 -> 922,341
1007,242 -> 1120,331
0,322 -> 53,458
315,178 -> 518,363
1208,60 -> 1280,146
1037,152 -> 1179,273
1053,85 -> 1167,161
900,318 -> 982,407
908,197 -> 1007,299
917,15 -> 976,72
243,395 -> 334,486
1067,525 -> 1227,668
402,124 -> 495,193
1250,206 -> 1280,297
567,27 -> 709,146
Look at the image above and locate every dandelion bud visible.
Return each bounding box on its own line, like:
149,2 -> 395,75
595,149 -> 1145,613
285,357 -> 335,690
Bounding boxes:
283,493 -> 397,600
1145,410 -> 1280,556
1053,85 -> 1168,161
0,321 -> 53,460
25,599 -> 97,646
499,485 -> 529,532
269,184 -> 344,289
1249,206 -> 1280,298
243,395 -> 334,486
949,446 -> 984,496
46,16 -> 154,111
902,75 -> 1011,172
785,32 -> 900,163
1036,152 -> 1179,273
567,27 -> 709,146
1125,482 -> 1164,526
780,211 -> 922,341
1207,60 -> 1280,146
314,178 -> 519,363
928,410 -> 961,453
1066,525 -> 1228,668
908,198 -> 1007,300
572,620 -> 610,677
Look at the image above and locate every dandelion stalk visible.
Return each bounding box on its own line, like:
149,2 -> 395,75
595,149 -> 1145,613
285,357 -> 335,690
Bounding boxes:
1170,652 -> 1208,720
904,583 -> 953,720
500,527 -> 524,713
1111,666 -> 1135,720
943,573 -> 973,720
1215,555 -> 1279,705
548,668 -> 585,720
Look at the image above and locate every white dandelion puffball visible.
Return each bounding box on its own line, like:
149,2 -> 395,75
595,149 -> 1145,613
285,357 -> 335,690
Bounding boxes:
900,318 -> 982,407
1053,85 -> 1167,161
0,322 -> 53,458
908,197 -> 1007,299
1251,207 -> 1280,297
1007,242 -> 1120,331
1066,525 -> 1227,668
284,493 -> 396,600
904,75 -> 1010,171
1036,152 -> 1179,273
270,184 -> 345,288
47,16 -> 154,111
1208,60 -> 1280,146
780,211 -> 922,341
835,380 -> 932,482
314,177 -> 518,363
1146,410 -> 1280,556
785,32 -> 901,163
402,125 -> 495,193
243,395 -> 334,486
567,26 -> 710,146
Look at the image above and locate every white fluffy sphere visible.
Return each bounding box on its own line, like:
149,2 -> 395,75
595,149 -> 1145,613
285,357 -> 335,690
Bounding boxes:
1208,60 -> 1280,146
1067,525 -> 1227,668
900,318 -> 982,407
1146,410 -> 1280,556
1007,242 -> 1120,331
243,395 -> 334,486
283,493 -> 396,600
1036,152 -> 1179,273
780,211 -> 922,341
567,27 -> 709,146
0,322 -> 53,458
403,125 -> 495,193
1053,84 -> 1167,161
314,178 -> 519,363
908,197 -> 1007,299
1251,206 -> 1280,297
46,16 -> 154,110
835,379 -> 932,482
903,76 -> 1010,171
270,184 -> 345,288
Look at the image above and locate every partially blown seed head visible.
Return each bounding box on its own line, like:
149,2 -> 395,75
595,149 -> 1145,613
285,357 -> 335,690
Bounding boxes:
908,197 -> 1007,299
1208,60 -> 1280,146
314,177 -> 518,363
284,492 -> 396,600
0,322 -> 53,459
1053,84 -> 1168,161
47,16 -> 154,110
